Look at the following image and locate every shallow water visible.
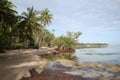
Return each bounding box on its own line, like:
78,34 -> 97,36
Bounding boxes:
75,45 -> 120,64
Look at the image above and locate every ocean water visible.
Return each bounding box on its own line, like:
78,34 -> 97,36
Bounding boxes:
75,44 -> 120,64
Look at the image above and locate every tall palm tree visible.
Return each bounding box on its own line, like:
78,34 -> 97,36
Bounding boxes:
18,7 -> 42,46
39,8 -> 53,46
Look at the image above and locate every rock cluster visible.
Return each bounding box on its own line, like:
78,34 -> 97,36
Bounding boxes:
20,68 -> 84,80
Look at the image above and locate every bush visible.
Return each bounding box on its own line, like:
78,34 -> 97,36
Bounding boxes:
52,36 -> 74,48
51,32 -> 81,48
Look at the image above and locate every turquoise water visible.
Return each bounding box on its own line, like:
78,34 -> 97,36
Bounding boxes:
75,45 -> 120,64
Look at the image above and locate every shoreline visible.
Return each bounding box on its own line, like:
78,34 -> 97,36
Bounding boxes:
0,48 -> 120,80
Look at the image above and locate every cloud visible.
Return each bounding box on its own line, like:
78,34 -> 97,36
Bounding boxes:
8,0 -> 120,44
9,0 -> 120,33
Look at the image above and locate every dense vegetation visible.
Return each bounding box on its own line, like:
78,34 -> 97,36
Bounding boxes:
0,0 -> 81,51
52,32 -> 81,48
0,0 -> 53,49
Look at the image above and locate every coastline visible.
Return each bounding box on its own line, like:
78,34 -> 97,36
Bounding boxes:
0,48 -> 120,80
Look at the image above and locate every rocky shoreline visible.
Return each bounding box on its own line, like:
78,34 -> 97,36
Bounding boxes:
0,48 -> 120,80
20,68 -> 84,80
19,60 -> 120,80
47,60 -> 120,80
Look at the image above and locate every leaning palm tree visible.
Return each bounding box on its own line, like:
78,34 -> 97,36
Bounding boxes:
18,7 -> 42,46
39,8 -> 53,46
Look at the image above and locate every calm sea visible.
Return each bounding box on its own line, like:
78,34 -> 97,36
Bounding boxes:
75,44 -> 120,64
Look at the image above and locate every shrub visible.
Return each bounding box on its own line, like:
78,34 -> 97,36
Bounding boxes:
51,32 -> 81,48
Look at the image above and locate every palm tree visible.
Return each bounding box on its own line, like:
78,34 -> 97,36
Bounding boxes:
39,8 -> 53,27
0,0 -> 17,30
18,7 -> 42,46
0,0 -> 17,48
39,8 -> 53,46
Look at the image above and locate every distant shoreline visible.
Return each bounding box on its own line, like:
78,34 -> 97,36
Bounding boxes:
76,43 -> 108,48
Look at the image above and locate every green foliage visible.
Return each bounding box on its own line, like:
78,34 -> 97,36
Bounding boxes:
66,31 -> 82,44
0,0 -> 81,50
18,7 -> 41,46
41,29 -> 55,46
38,8 -> 53,47
0,0 -> 54,49
39,8 -> 53,26
52,32 -> 81,48
0,0 -> 18,48
0,35 -> 10,48
52,36 -> 73,48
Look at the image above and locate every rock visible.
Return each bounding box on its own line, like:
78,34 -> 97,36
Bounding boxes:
47,61 -> 72,71
65,71 -> 84,75
56,59 -> 77,67
98,72 -> 114,77
82,71 -> 101,78
20,68 -> 84,80
106,66 -> 120,72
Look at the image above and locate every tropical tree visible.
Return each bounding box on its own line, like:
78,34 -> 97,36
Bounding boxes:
52,32 -> 82,48
39,8 -> 53,46
18,7 -> 42,46
0,0 -> 18,48
0,1 -> 54,49
52,36 -> 74,48
66,31 -> 82,44
39,8 -> 53,26
41,29 -> 55,46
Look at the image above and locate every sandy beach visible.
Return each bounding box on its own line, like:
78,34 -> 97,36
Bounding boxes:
0,48 -> 53,80
0,48 -> 120,80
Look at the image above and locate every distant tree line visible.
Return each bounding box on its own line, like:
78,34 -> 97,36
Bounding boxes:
76,43 -> 108,48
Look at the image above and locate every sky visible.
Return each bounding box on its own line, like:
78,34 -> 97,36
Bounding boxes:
9,0 -> 120,45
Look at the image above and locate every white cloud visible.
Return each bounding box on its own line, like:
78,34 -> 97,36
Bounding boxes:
9,0 -> 120,34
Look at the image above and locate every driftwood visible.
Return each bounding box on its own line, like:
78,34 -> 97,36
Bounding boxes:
20,68 -> 84,80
